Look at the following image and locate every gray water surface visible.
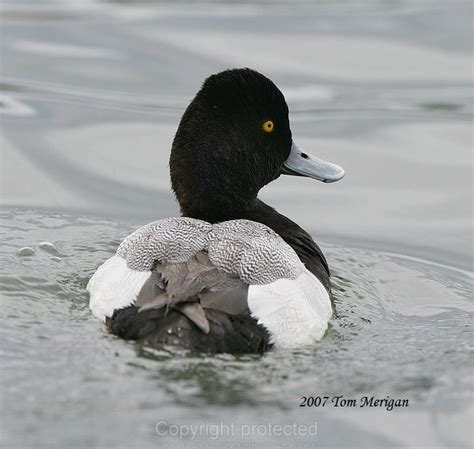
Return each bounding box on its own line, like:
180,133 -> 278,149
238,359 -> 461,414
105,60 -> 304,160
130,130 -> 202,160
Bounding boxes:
1,1 -> 473,448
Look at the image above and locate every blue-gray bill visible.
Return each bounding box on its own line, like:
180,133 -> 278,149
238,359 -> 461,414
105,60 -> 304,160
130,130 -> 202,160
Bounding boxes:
282,141 -> 345,183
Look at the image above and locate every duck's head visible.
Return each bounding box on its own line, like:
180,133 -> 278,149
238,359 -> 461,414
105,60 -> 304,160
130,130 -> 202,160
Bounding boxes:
170,68 -> 344,221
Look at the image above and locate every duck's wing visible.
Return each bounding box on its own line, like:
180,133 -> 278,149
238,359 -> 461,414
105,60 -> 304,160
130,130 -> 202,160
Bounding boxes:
199,287 -> 249,315
87,217 -> 212,321
88,217 -> 330,353
133,262 -> 248,334
88,217 -> 302,320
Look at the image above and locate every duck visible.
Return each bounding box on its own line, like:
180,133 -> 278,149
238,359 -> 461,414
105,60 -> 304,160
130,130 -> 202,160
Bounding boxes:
87,68 -> 344,354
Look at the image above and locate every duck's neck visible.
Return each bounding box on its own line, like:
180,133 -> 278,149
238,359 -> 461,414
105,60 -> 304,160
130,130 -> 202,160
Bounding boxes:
180,195 -> 276,224
180,196 -> 303,237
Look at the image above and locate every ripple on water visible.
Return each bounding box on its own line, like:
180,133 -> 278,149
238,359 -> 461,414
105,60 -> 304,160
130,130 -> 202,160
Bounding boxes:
0,209 -> 472,447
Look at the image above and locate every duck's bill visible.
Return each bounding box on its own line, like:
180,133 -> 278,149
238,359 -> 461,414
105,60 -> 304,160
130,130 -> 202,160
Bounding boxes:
282,141 -> 345,183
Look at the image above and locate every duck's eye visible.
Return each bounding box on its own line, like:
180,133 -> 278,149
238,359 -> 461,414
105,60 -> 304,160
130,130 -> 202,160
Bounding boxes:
262,120 -> 274,133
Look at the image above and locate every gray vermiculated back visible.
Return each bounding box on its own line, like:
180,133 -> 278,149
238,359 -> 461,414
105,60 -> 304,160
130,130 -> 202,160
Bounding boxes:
206,220 -> 302,284
117,218 -> 212,269
117,217 -> 302,284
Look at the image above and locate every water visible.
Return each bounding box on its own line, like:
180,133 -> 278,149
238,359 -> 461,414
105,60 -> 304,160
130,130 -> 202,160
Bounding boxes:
1,1 -> 473,448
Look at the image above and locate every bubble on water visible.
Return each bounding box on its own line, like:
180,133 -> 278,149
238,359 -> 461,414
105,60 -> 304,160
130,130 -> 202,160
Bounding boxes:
17,247 -> 35,257
38,241 -> 62,257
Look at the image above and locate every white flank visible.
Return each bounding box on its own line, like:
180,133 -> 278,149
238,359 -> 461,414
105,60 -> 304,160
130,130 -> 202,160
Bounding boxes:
248,268 -> 332,348
87,255 -> 151,321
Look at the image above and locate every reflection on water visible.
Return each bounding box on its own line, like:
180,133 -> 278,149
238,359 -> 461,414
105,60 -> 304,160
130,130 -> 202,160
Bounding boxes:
1,0 -> 473,448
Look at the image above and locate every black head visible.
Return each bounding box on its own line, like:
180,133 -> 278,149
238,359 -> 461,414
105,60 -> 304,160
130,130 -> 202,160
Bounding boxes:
170,68 -> 292,221
170,68 -> 345,223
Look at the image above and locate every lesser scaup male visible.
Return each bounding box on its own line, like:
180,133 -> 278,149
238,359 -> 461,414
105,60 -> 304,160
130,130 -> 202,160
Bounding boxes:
88,68 -> 344,353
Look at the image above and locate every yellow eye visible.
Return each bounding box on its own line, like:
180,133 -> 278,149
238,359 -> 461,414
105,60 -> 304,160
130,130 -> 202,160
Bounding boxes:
262,120 -> 274,133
